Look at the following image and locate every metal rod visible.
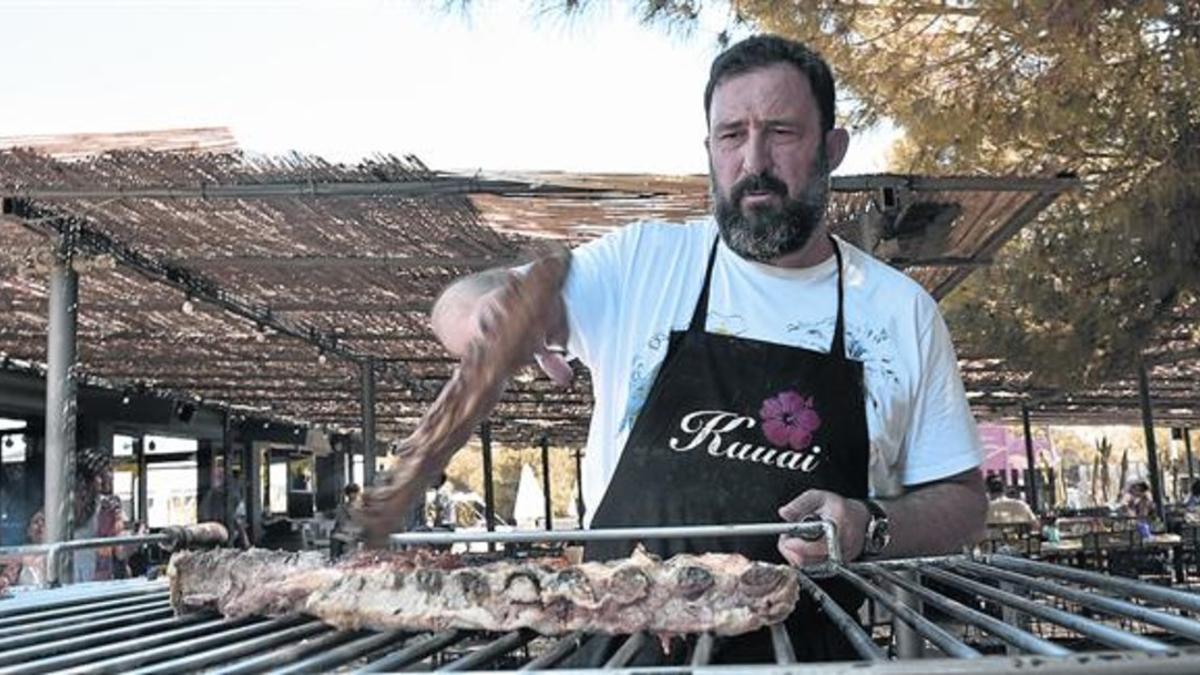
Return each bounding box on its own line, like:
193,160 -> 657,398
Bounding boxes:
362,358 -> 377,487
0,615 -> 232,674
953,559 -> 1200,642
690,633 -> 715,667
987,554 -> 1200,614
769,623 -> 797,664
441,630 -> 535,671
866,564 -> 1071,657
1138,356 -> 1166,523
1022,404 -> 1039,512
918,566 -> 1172,652
574,446 -> 585,528
0,614 -> 208,669
0,590 -> 167,626
72,615 -> 309,673
836,566 -> 981,659
604,632 -> 646,668
356,630 -> 465,673
541,435 -> 553,531
891,567 -> 924,659
0,599 -> 170,639
521,631 -> 586,670
43,249 -> 78,582
1186,427 -> 1195,484
390,521 -> 829,546
795,572 -> 887,661
125,621 -> 331,675
223,411 -> 236,537
482,421 -> 496,548
0,605 -> 175,652
135,434 -> 148,526
269,630 -> 409,675
209,627 -> 363,675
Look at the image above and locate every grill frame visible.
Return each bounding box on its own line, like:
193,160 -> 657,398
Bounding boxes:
2,523 -> 1200,673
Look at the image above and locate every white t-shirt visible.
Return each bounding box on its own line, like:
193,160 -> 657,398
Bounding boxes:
562,219 -> 982,524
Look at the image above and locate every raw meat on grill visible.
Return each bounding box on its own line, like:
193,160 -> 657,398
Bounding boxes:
168,545 -> 799,637
356,248 -> 571,546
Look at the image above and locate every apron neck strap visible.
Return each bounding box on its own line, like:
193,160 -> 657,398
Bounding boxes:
690,234 -> 849,360
830,236 -> 847,359
687,236 -> 722,333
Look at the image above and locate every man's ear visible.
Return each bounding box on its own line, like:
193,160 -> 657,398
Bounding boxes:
824,127 -> 850,173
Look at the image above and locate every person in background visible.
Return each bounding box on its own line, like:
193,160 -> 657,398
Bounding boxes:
1184,480 -> 1200,509
0,510 -> 46,588
73,446 -> 129,582
331,483 -> 362,559
985,474 -> 1038,526
1122,480 -> 1155,520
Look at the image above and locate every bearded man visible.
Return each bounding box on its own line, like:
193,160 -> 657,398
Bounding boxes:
394,34 -> 986,664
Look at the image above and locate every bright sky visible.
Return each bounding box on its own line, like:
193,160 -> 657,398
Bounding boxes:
1,0 -> 898,175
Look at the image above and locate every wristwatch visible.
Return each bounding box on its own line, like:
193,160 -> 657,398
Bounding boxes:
861,499 -> 891,557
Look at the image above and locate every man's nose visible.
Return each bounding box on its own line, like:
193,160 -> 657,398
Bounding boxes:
742,130 -> 772,176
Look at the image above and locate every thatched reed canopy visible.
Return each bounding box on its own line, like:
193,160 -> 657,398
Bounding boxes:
0,129 -> 1108,445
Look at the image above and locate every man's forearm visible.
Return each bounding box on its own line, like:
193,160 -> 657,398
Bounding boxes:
878,469 -> 988,558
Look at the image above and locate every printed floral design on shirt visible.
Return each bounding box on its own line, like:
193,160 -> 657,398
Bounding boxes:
620,332 -> 670,432
784,318 -> 900,387
707,312 -> 747,336
760,391 -> 822,450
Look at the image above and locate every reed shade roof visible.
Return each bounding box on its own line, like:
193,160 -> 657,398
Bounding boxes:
0,143 -> 1107,443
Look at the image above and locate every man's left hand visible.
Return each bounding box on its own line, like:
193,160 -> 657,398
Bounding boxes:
777,489 -> 871,566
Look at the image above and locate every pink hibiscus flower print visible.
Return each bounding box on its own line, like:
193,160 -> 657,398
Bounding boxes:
760,391 -> 821,450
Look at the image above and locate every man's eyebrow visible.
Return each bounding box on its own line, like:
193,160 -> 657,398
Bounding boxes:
712,120 -> 746,131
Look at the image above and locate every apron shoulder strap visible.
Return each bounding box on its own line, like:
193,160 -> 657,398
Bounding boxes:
830,236 -> 848,360
687,236 -> 721,333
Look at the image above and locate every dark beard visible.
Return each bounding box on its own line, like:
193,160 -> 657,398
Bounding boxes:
713,152 -> 831,262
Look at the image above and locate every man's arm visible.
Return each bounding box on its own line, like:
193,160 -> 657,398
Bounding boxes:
777,468 -> 987,565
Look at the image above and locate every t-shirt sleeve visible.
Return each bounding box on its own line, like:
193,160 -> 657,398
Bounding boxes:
561,224 -> 640,369
901,298 -> 984,485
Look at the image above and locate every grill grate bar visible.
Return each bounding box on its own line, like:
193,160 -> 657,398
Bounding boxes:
0,615 -> 239,675
769,624 -> 797,664
521,631 -> 585,670
125,619 -> 331,675
77,615 -> 314,673
0,605 -> 176,652
796,571 -> 887,661
356,630 -> 465,673
0,592 -> 170,628
837,566 -> 981,659
604,632 -> 646,668
211,625 -> 368,675
988,555 -> 1200,615
441,630 -> 536,671
0,598 -> 171,639
951,559 -> 1200,643
270,629 -> 409,675
0,584 -> 165,620
866,564 -> 1071,657
920,566 -> 1173,653
0,614 -> 210,670
690,632 -> 714,666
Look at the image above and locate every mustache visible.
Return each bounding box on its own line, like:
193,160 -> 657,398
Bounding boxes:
731,172 -> 789,204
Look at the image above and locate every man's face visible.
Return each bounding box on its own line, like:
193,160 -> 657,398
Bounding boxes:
707,63 -> 832,262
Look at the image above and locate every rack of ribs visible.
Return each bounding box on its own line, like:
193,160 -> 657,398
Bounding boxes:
168,545 -> 799,637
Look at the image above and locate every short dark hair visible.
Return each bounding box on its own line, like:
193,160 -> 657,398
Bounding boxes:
985,474 -> 1005,496
704,34 -> 837,131
344,483 -> 361,496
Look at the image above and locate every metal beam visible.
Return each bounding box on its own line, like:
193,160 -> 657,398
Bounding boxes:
1186,428 -> 1195,484
3,175 -> 608,201
361,359 -> 377,487
541,436 -> 553,531
171,255 -> 513,271
1137,356 -> 1166,522
43,249 -> 78,576
481,421 -> 496,552
1021,405 -> 1039,513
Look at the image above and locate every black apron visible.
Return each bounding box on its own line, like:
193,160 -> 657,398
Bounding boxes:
579,236 -> 869,665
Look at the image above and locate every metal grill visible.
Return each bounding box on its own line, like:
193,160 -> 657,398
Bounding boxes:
4,528 -> 1200,673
